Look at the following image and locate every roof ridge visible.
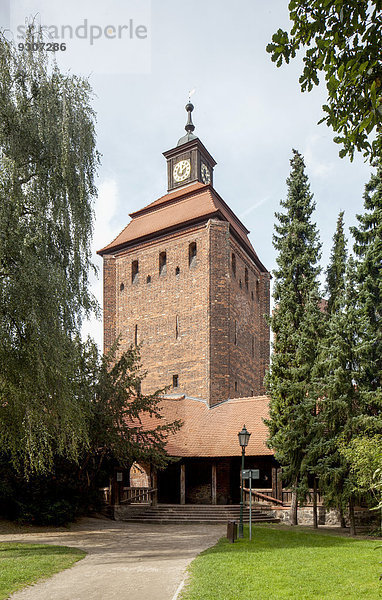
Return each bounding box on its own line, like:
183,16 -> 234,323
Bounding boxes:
129,182 -> 208,218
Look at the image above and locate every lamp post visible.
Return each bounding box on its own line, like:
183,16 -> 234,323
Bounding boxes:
238,425 -> 251,538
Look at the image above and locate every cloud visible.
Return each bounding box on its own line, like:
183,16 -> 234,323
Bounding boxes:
304,134 -> 334,178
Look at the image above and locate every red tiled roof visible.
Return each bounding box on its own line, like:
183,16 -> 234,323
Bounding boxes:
97,184 -> 267,272
138,395 -> 273,458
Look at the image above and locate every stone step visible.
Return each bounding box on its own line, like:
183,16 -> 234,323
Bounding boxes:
126,516 -> 280,524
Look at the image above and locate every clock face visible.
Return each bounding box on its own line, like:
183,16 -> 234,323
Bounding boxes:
173,159 -> 191,182
201,163 -> 211,184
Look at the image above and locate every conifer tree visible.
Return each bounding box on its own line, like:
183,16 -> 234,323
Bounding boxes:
313,257 -> 362,535
351,164 -> 382,405
265,149 -> 322,525
326,211 -> 347,315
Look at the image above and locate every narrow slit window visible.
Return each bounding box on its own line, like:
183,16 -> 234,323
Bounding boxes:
120,282 -> 125,292
159,251 -> 167,275
173,374 -> 179,388
189,242 -> 197,267
234,320 -> 237,345
251,335 -> 255,357
134,324 -> 138,346
256,279 -> 260,299
234,381 -> 238,393
251,291 -> 254,301
132,260 -> 139,283
175,315 -> 179,339
231,253 -> 236,277
245,267 -> 249,290
175,266 -> 180,276
146,275 -> 151,284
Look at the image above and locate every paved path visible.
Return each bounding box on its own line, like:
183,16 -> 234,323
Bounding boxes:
0,518 -> 224,600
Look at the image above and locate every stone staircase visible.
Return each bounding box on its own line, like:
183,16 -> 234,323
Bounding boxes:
118,504 -> 279,524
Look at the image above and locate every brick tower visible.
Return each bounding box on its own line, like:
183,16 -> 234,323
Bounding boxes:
98,103 -> 270,407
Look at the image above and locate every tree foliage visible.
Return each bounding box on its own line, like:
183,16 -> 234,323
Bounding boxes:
312,257 -> 363,515
77,341 -> 182,487
265,149 -> 323,510
0,30 -> 99,474
325,211 -> 347,314
267,1 -> 382,161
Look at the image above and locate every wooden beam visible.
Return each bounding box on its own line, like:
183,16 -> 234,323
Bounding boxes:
151,469 -> 158,507
277,467 -> 283,501
212,463 -> 217,505
272,466 -> 277,499
180,463 -> 186,505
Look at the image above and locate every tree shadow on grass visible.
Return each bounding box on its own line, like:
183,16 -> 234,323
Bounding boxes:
0,543 -> 85,557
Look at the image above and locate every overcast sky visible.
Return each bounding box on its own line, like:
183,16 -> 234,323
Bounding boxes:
5,0 -> 373,349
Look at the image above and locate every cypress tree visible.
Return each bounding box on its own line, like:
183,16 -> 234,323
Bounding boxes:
265,149 -> 322,525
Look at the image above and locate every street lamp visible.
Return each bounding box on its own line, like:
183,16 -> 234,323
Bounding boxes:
238,425 -> 251,538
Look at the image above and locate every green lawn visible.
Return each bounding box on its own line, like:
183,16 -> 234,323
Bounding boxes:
180,525 -> 382,600
0,543 -> 85,599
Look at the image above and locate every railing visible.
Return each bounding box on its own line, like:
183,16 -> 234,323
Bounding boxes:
243,488 -> 324,507
243,488 -> 283,506
281,489 -> 324,506
98,486 -> 157,506
120,486 -> 157,505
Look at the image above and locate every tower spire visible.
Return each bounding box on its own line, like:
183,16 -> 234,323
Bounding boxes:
177,101 -> 197,146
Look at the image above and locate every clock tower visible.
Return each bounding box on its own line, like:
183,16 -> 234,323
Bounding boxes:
163,103 -> 216,192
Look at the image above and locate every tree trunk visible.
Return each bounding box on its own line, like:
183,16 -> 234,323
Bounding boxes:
349,499 -> 356,536
339,505 -> 346,528
290,477 -> 298,525
312,478 -> 318,529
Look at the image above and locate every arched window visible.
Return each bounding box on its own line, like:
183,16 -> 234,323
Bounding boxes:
231,253 -> 236,277
132,260 -> 139,283
159,251 -> 167,275
189,242 -> 197,267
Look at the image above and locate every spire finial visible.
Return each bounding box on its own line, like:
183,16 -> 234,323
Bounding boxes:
177,91 -> 198,146
185,102 -> 195,134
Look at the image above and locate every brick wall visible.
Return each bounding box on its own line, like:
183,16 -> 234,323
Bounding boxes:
102,217 -> 270,405
103,255 -> 116,354
111,223 -> 210,399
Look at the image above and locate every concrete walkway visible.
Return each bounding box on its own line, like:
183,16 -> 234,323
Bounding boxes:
0,518 -> 224,600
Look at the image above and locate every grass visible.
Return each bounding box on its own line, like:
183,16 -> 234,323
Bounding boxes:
180,525 -> 382,600
0,543 -> 85,599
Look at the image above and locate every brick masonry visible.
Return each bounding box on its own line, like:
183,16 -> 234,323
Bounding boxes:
102,215 -> 270,406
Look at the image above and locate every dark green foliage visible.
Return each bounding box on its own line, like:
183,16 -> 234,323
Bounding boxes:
265,150 -> 323,495
78,340 -> 182,486
326,211 -> 347,314
267,1 -> 382,161
0,342 -> 181,525
0,29 -> 99,474
351,163 -> 382,399
312,257 -> 363,511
